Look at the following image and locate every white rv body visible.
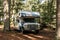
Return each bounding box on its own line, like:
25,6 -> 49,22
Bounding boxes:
14,11 -> 40,33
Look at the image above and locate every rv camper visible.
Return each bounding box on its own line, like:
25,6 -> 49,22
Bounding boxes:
14,11 -> 40,33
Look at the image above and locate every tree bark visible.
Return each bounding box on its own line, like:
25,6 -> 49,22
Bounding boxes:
57,0 -> 60,40
3,0 -> 10,31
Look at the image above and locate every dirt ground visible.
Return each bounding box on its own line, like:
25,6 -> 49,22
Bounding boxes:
0,25 -> 56,40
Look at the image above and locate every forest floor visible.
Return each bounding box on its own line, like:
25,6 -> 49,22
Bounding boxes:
0,25 -> 56,40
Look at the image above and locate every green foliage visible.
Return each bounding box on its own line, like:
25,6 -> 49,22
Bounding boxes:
0,21 -> 3,25
14,0 -> 24,13
0,0 -> 3,6
41,0 -> 56,24
30,0 -> 56,29
0,0 -> 3,17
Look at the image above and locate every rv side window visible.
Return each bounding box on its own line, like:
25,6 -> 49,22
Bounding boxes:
21,13 -> 26,17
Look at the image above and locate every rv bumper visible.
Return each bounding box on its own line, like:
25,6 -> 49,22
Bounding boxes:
23,25 -> 40,31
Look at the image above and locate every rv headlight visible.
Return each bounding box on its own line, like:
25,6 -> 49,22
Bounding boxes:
24,25 -> 27,29
24,25 -> 30,30
24,25 -> 27,27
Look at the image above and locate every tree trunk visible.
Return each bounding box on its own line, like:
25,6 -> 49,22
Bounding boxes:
57,0 -> 60,40
3,0 -> 10,31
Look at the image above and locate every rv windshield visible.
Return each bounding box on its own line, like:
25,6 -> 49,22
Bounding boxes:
23,18 -> 35,23
23,18 -> 40,23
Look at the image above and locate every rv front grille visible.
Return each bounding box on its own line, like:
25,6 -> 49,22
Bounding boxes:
27,25 -> 38,30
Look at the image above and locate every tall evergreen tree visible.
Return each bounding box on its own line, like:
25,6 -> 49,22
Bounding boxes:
57,0 -> 60,40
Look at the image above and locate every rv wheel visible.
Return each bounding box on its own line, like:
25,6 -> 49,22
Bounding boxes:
20,27 -> 24,34
35,30 -> 39,34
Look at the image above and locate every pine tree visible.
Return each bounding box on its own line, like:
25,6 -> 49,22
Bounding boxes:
3,0 -> 11,31
57,0 -> 60,40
